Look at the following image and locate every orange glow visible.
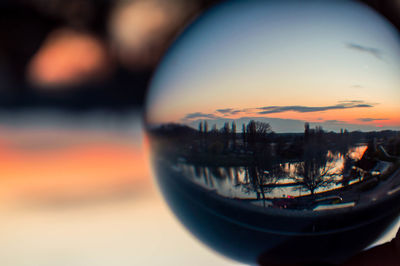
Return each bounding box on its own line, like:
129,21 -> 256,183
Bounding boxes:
109,0 -> 197,68
0,129 -> 150,208
27,28 -> 111,88
164,102 -> 400,131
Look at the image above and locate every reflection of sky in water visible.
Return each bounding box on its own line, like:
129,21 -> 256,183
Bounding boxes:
177,145 -> 369,199
171,144 -> 400,249
172,146 -> 400,248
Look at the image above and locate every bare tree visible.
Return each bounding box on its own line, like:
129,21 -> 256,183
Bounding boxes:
292,153 -> 340,195
246,120 -> 272,138
255,121 -> 272,136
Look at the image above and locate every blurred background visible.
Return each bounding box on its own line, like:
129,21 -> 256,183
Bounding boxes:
0,0 -> 398,265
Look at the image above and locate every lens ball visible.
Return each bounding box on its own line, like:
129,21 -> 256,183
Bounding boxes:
145,1 -> 400,264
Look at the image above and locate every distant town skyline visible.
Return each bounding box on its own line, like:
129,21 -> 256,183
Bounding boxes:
146,0 -> 400,133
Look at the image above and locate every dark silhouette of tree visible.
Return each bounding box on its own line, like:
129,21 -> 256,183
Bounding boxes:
245,120 -> 272,149
231,122 -> 236,136
255,121 -> 273,136
210,124 -> 218,136
203,120 -> 209,151
316,126 -> 324,138
246,120 -> 272,138
305,122 -> 310,141
247,120 -> 257,136
292,144 -> 340,195
246,120 -> 257,151
231,121 -> 237,150
242,123 -> 246,144
238,165 -> 281,204
221,122 -> 230,151
221,122 -> 230,135
198,121 -> 203,135
203,121 -> 208,134
249,166 -> 266,200
294,159 -> 338,195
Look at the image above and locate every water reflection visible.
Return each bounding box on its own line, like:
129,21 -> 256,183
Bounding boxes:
150,121 -> 400,211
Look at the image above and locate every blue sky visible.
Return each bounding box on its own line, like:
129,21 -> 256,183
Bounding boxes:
146,0 -> 400,132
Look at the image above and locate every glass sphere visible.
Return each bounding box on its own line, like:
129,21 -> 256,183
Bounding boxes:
145,0 -> 400,264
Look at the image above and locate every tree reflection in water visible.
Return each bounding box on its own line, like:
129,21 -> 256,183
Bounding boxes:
150,120 -> 400,210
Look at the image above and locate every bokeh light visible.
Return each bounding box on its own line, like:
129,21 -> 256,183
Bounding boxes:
109,0 -> 199,69
28,28 -> 111,89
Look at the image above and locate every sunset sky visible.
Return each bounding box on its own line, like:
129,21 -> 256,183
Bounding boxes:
0,111 -> 148,208
146,0 -> 400,132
